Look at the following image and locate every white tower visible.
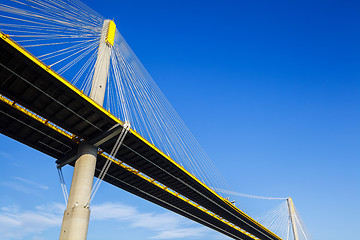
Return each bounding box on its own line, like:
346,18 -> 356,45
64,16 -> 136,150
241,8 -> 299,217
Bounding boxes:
287,197 -> 300,240
59,19 -> 116,240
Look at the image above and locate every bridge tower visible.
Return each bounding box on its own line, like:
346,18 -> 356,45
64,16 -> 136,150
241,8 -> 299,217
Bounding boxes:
287,197 -> 300,240
59,19 -> 116,240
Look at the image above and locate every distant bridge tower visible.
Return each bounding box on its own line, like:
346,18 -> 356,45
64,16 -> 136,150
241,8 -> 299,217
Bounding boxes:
59,19 -> 116,240
287,197 -> 300,240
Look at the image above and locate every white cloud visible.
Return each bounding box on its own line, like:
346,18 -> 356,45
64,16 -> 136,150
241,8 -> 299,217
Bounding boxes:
91,202 -> 211,239
12,177 -> 49,190
0,203 -> 63,239
91,202 -> 136,221
0,151 -> 11,159
0,201 -> 217,240
152,227 -> 209,239
0,176 -> 49,197
1,181 -> 43,196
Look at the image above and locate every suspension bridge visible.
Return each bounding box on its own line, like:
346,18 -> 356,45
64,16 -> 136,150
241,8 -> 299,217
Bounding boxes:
0,1 -> 310,240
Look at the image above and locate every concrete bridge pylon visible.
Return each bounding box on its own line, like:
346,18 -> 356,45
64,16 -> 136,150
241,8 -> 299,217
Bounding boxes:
59,19 -> 116,240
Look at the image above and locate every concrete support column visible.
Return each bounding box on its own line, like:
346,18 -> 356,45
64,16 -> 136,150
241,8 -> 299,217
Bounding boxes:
59,19 -> 115,240
59,143 -> 97,240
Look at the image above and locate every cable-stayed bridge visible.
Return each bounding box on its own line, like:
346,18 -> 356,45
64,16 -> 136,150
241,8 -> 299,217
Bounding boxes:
0,1 -> 310,240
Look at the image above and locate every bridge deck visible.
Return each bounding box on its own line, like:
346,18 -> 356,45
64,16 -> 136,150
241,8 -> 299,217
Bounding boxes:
0,32 -> 281,240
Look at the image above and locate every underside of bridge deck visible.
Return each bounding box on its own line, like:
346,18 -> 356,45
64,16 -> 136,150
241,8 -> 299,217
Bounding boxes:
0,32 -> 282,240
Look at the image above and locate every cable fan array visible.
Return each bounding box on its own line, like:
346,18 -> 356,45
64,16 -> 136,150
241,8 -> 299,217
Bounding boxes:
0,0 -> 104,89
255,199 -> 311,240
105,29 -> 236,195
0,0 -> 237,209
258,201 -> 292,239
210,188 -> 312,240
0,1 -> 311,239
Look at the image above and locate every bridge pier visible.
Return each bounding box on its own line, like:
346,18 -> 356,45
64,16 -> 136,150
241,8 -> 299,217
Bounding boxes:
59,19 -> 116,240
59,143 -> 97,240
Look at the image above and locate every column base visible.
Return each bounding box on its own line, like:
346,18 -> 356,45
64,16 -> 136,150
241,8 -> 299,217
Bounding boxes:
59,205 -> 91,240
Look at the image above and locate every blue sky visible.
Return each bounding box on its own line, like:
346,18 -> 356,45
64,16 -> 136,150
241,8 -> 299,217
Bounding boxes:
1,0 -> 359,239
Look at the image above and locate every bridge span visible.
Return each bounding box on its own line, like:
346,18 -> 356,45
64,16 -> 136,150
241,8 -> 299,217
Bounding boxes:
0,31 -> 282,240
